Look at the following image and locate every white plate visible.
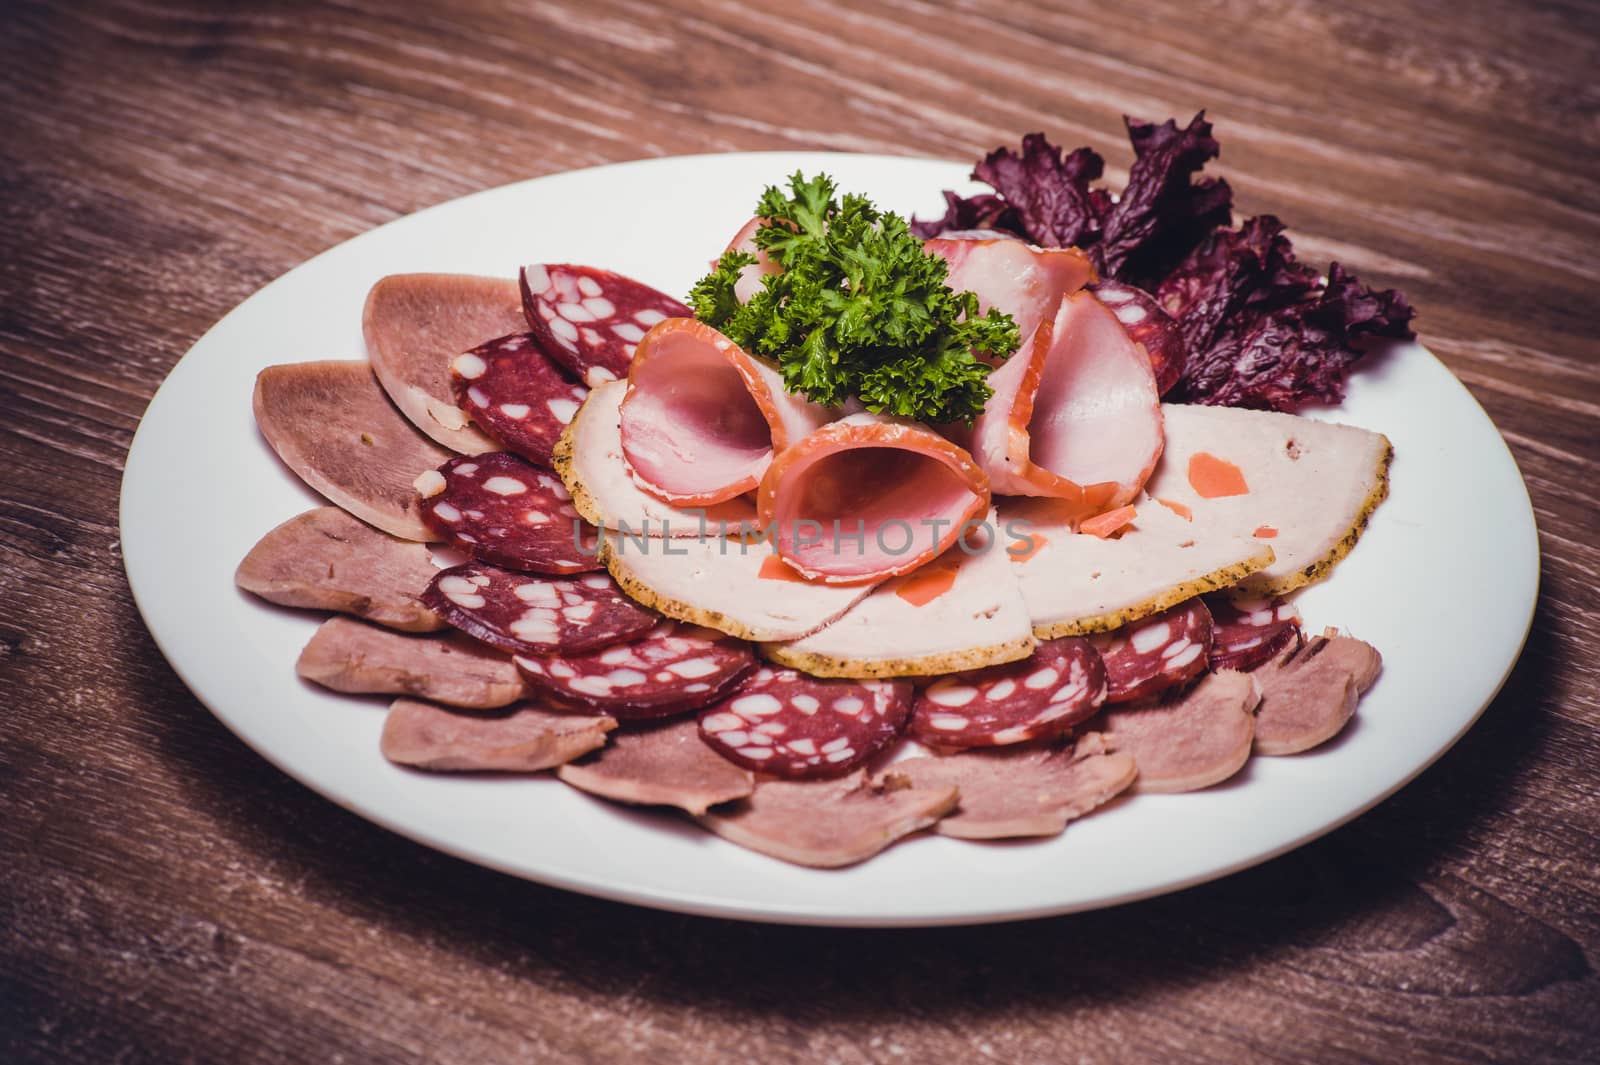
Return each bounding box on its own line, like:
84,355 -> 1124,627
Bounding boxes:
120,152 -> 1539,926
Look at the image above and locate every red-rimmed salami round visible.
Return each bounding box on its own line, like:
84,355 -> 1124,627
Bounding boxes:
421,562 -> 658,657
450,334 -> 587,467
1206,594 -> 1302,672
698,667 -> 913,779
909,637 -> 1107,748
520,264 -> 692,387
1092,599 -> 1214,704
417,452 -> 600,574
1093,280 -> 1187,396
513,622 -> 755,720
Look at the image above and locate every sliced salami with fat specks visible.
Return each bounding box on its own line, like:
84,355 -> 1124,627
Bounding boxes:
909,637 -> 1107,748
520,264 -> 692,387
450,333 -> 587,467
514,622 -> 755,720
421,563 -> 658,657
1092,598 -> 1214,705
417,452 -> 600,574
1091,281 -> 1187,396
698,668 -> 913,779
1206,594 -> 1302,672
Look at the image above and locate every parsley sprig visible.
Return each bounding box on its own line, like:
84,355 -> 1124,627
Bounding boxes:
688,173 -> 1018,425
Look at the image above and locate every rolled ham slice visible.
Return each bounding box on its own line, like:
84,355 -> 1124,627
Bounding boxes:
961,290 -> 1164,512
619,318 -> 831,505
923,236 -> 1094,356
724,216 -> 782,304
756,414 -> 990,584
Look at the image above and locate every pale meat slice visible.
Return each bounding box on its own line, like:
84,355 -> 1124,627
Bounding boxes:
960,290 -> 1163,509
235,506 -> 443,632
889,733 -> 1136,839
698,771 -> 958,868
600,531 -> 878,642
557,717 -> 755,815
619,318 -> 832,505
253,360 -> 452,541
1099,670 -> 1260,793
1000,495 -> 1274,637
296,616 -> 526,709
362,274 -> 523,453
724,216 -> 782,304
756,413 -> 991,584
554,379 -> 760,538
764,514 -> 1035,678
381,698 -> 614,772
1143,404 -> 1393,596
1251,634 -> 1382,755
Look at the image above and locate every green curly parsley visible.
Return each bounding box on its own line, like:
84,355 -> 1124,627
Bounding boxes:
688,173 -> 1019,425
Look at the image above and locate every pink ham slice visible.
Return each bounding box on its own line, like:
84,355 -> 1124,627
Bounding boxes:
724,216 -> 782,303
922,236 -> 1094,357
756,414 -> 991,584
963,290 -> 1164,513
618,318 -> 831,506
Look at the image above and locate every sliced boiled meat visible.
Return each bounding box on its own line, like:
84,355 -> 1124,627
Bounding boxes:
557,717 -> 755,815
514,622 -> 755,720
756,413 -> 990,584
417,452 -> 601,574
1092,598 -> 1214,704
520,264 -> 691,387
254,360 -> 453,541
1252,634 -> 1381,755
910,636 -> 1106,747
698,667 -> 912,779
381,698 -> 614,772
1143,404 -> 1392,595
296,617 -> 526,709
962,290 -> 1164,511
421,563 -> 657,657
765,512 -> 1035,678
1207,594 -> 1302,672
1099,670 -> 1259,793
450,333 -> 587,467
555,380 -> 761,537
361,273 -> 523,453
619,318 -> 832,505
1092,280 -> 1187,395
889,732 -> 1136,839
235,506 -> 443,632
600,530 -> 877,642
923,236 -> 1093,357
999,494 -> 1272,639
698,771 -> 958,868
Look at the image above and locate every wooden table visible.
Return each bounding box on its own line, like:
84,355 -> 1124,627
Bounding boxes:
4,1 -> 1597,1061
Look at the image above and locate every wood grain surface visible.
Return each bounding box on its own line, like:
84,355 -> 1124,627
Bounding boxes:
3,0 -> 1598,1061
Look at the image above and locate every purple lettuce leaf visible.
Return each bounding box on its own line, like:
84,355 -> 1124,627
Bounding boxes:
1099,113 -> 1234,285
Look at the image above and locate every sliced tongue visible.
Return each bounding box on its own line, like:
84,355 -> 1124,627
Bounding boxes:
1099,670 -> 1259,793
557,717 -> 755,816
380,698 -> 614,772
1251,634 -> 1381,755
296,617 -> 526,710
421,563 -> 658,657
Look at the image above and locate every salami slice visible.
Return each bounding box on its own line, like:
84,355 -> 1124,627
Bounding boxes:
698,667 -> 912,779
421,563 -> 658,657
417,452 -> 601,574
520,264 -> 691,387
909,637 -> 1107,748
1092,280 -> 1187,396
513,622 -> 755,719
1092,598 -> 1214,704
450,334 -> 587,467
1206,594 -> 1302,672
